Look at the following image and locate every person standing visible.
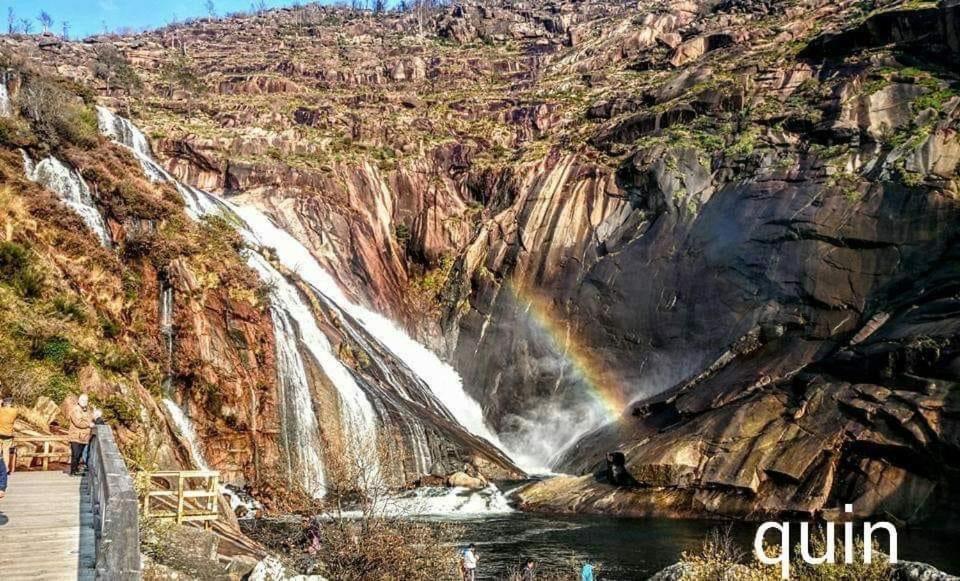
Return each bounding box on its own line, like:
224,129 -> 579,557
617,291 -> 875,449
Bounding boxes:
581,562 -> 595,581
0,396 -> 18,473
461,544 -> 478,581
0,451 -> 7,499
68,394 -> 94,476
521,559 -> 536,581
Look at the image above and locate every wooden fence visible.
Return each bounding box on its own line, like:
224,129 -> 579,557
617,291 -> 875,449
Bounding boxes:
143,470 -> 221,525
12,434 -> 70,470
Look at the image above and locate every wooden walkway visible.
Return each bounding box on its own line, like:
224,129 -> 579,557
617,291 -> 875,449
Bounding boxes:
0,471 -> 96,580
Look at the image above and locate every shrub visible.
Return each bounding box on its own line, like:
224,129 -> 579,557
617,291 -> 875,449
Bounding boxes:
18,75 -> 99,149
43,374 -> 75,403
98,394 -> 139,426
31,335 -> 71,364
0,242 -> 45,299
100,315 -> 122,339
93,45 -> 142,96
52,295 -> 87,323
0,241 -> 30,279
0,115 -> 37,148
100,345 -> 139,373
677,527 -> 892,581
12,266 -> 44,299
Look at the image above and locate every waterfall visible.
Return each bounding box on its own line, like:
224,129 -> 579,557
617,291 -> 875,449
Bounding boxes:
160,285 -> 174,373
21,152 -> 112,247
157,282 -> 209,471
231,207 -> 512,457
97,107 -> 347,495
96,107 -> 523,494
163,399 -> 210,471
247,254 -> 328,496
0,77 -> 11,117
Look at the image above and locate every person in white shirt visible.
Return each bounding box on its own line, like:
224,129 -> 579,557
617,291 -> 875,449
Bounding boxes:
461,544 -> 478,580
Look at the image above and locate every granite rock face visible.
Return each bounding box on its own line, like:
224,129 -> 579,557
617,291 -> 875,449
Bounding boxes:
9,0 -> 960,519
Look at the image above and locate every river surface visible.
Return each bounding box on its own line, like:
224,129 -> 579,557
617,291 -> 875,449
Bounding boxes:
413,512 -> 960,580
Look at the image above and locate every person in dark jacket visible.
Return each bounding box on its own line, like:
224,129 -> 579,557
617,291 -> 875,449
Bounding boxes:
0,453 -> 8,499
521,559 -> 536,580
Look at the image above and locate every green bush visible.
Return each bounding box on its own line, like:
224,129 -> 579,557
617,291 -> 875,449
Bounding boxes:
43,374 -> 75,403
0,241 -> 30,279
100,315 -> 122,339
99,394 -> 139,426
0,116 -> 37,148
12,266 -> 44,299
32,335 -> 71,364
18,75 -> 99,149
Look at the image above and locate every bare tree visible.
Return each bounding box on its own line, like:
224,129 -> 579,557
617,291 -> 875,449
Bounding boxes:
203,0 -> 216,18
374,0 -> 387,13
251,0 -> 267,13
61,21 -> 70,39
19,18 -> 33,34
93,45 -> 142,95
7,8 -> 14,35
407,0 -> 442,36
37,10 -> 53,34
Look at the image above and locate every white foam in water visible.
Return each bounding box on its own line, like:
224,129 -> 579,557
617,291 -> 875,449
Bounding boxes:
22,152 -> 112,247
328,485 -> 514,518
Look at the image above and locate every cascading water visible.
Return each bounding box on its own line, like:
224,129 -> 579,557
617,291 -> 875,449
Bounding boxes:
0,76 -> 11,117
21,152 -> 112,247
97,107 -> 340,497
247,254 -> 328,496
230,208 -> 514,459
163,399 -> 211,471
97,107 -> 525,502
157,283 -> 210,471
158,284 -> 259,514
247,253 -> 381,487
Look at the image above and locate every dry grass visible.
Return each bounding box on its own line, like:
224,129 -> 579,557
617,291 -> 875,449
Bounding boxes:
677,527 -> 892,581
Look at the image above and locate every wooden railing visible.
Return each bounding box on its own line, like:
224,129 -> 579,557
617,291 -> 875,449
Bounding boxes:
12,434 -> 70,470
143,470 -> 220,525
88,424 -> 141,580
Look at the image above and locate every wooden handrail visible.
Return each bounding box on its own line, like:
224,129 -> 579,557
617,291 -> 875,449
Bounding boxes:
143,470 -> 221,525
12,434 -> 70,471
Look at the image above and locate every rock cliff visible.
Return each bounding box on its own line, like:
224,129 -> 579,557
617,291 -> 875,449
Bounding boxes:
5,0 -> 960,522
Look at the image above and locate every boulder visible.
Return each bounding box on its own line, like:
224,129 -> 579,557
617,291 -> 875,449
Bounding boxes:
448,471 -> 486,489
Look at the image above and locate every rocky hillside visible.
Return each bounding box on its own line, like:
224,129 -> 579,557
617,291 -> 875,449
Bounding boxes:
5,0 -> 960,523
0,44 -> 521,512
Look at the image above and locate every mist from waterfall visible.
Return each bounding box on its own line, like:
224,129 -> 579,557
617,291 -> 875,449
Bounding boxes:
21,152 -> 112,247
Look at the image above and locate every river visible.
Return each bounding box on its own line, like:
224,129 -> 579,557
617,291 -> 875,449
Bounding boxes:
412,512 -> 960,580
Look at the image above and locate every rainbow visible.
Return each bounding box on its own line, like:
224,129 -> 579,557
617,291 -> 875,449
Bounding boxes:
505,280 -> 628,422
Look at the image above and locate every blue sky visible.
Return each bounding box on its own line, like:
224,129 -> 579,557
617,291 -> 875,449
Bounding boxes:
4,1 -> 396,39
